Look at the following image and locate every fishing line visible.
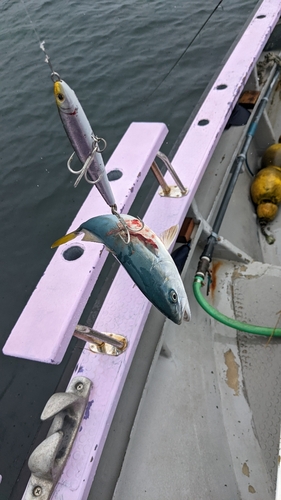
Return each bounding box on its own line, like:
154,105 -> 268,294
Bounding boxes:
20,0 -> 42,45
20,0 -> 58,77
148,0 -> 224,98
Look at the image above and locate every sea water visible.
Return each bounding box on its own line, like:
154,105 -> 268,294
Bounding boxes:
0,0 -> 259,497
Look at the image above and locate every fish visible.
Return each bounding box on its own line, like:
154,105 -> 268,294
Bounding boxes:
54,79 -> 116,207
51,214 -> 191,324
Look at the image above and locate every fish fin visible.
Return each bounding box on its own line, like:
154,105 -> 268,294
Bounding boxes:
159,225 -> 179,249
81,229 -> 102,243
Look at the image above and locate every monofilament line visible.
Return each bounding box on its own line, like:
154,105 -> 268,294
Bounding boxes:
148,0 -> 224,98
20,0 -> 42,45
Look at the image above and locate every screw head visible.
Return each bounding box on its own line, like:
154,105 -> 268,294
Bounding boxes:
33,485 -> 42,497
76,382 -> 84,391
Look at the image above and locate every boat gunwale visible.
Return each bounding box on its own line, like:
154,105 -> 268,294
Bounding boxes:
38,1 -> 281,499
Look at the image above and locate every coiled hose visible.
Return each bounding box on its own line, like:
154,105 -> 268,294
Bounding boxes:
193,275 -> 281,337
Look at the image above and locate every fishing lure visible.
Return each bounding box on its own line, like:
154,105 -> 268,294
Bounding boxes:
40,42 -> 116,208
52,214 -> 191,325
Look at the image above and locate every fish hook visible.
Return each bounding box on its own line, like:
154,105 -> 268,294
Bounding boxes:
40,40 -> 61,82
91,134 -> 107,153
111,206 -> 131,244
83,135 -> 107,186
67,136 -> 107,187
111,207 -> 145,245
73,145 -> 98,188
67,145 -> 100,188
128,217 -> 145,233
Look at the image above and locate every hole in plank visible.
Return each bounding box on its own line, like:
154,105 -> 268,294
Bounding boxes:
63,246 -> 84,261
198,119 -> 210,126
108,169 -> 123,181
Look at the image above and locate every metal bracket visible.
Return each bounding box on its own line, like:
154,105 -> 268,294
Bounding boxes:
74,324 -> 128,356
150,151 -> 188,198
25,376 -> 92,500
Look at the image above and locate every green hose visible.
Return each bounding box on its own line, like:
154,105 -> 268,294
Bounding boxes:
193,275 -> 281,337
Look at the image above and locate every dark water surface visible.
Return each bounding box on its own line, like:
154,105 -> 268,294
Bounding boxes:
1,0 -> 259,497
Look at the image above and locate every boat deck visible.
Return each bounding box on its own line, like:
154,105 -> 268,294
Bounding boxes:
112,254 -> 281,500
100,46 -> 281,500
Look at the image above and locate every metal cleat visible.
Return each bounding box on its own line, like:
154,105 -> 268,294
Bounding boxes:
150,151 -> 188,198
74,324 -> 128,356
24,376 -> 92,499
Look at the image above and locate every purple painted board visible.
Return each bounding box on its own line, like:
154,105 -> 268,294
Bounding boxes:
46,2 -> 281,499
3,122 -> 168,364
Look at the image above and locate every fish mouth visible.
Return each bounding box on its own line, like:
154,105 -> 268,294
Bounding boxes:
183,309 -> 191,322
172,306 -> 190,325
182,297 -> 191,322
166,297 -> 191,325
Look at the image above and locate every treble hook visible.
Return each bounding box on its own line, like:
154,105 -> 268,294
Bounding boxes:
111,206 -> 131,244
73,144 -> 99,188
91,134 -> 107,153
128,217 -> 145,233
67,135 -> 108,188
40,41 -> 61,82
82,135 -> 108,186
111,207 -> 145,245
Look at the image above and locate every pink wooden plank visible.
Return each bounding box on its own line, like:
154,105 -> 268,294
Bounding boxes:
3,122 -> 168,364
48,2 -> 281,498
169,0 -> 281,200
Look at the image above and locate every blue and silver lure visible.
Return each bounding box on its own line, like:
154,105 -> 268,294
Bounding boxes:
51,214 -> 191,325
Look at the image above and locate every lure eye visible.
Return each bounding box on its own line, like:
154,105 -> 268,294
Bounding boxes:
169,289 -> 178,303
57,93 -> 64,102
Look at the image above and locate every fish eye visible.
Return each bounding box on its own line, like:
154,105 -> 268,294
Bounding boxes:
57,93 -> 64,102
169,289 -> 178,303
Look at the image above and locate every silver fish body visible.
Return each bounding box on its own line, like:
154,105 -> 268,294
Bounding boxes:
54,79 -> 116,207
52,214 -> 191,324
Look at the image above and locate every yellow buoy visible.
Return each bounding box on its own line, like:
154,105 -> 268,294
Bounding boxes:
256,202 -> 278,222
251,166 -> 281,208
250,165 -> 281,243
261,142 -> 281,169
